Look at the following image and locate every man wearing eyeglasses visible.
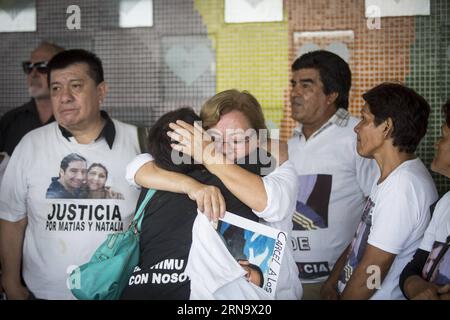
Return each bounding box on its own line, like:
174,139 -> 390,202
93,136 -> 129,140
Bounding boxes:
0,41 -> 64,157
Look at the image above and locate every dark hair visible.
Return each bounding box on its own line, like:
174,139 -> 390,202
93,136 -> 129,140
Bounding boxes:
292,50 -> 351,110
87,163 -> 108,180
247,263 -> 264,288
443,99 -> 450,127
363,82 -> 430,154
148,107 -> 203,173
60,153 -> 86,171
47,49 -> 104,86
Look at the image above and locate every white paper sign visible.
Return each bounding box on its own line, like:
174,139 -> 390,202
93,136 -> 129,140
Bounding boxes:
0,0 -> 36,32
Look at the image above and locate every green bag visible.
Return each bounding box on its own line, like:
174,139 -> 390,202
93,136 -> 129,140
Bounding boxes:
68,188 -> 156,300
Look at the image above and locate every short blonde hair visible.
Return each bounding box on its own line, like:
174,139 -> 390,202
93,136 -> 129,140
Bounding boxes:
200,89 -> 267,133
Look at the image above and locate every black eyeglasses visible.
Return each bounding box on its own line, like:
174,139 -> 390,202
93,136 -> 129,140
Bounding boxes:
22,61 -> 49,75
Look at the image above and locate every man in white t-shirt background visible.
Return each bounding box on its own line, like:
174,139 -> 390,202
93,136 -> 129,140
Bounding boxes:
288,50 -> 379,299
0,49 -> 141,299
322,82 -> 438,299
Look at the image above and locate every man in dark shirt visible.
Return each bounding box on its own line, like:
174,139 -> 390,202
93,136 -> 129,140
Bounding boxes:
0,41 -> 64,156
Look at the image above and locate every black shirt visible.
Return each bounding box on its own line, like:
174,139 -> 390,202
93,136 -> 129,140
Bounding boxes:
58,110 -> 116,149
120,168 -> 259,300
0,99 -> 54,156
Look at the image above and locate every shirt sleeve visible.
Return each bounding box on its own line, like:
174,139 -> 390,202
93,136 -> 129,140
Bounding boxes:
368,176 -> 421,255
399,248 -> 429,299
253,160 -> 298,223
419,192 -> 450,251
419,207 -> 440,252
125,153 -> 154,188
0,137 -> 31,222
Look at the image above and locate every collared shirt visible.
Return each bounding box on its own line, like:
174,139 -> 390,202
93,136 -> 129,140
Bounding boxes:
0,99 -> 55,156
293,108 -> 351,140
58,110 -> 116,149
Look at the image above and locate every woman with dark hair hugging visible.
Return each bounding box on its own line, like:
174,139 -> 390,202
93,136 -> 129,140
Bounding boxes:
121,108 -> 263,300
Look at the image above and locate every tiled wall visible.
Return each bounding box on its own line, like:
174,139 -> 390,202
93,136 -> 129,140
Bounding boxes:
0,0 -> 214,127
195,0 -> 289,130
408,0 -> 450,194
0,0 -> 449,193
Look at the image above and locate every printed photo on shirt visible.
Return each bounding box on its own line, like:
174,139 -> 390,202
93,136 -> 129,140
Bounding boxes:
296,261 -> 331,280
339,197 -> 374,285
422,236 -> 450,285
216,212 -> 287,297
293,174 -> 332,230
46,153 -> 124,200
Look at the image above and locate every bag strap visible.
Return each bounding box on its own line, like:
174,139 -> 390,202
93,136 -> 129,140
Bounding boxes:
131,188 -> 156,233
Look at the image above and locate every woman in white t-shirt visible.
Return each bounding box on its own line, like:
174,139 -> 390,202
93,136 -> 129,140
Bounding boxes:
400,99 -> 450,300
127,90 -> 302,300
321,83 -> 438,300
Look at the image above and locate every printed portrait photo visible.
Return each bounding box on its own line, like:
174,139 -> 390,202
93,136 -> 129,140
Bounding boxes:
46,153 -> 124,200
217,221 -> 277,289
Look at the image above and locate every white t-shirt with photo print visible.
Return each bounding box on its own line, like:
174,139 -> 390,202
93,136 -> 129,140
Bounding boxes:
420,191 -> 450,252
338,158 -> 438,299
0,120 -> 141,299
